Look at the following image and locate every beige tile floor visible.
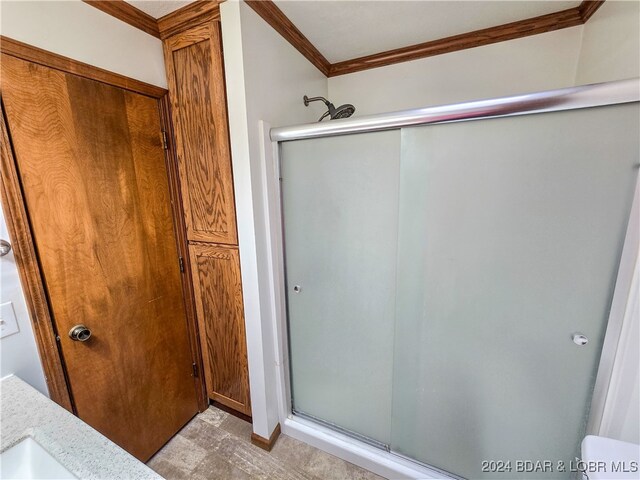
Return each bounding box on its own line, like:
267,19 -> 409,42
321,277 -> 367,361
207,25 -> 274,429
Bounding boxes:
147,406 -> 386,480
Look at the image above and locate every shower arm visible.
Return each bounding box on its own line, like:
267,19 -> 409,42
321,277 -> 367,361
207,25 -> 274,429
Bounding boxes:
303,94 -> 355,122
303,95 -> 331,108
304,95 -> 336,122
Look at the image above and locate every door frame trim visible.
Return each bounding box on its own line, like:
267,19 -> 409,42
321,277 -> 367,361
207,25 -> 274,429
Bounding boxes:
0,105 -> 74,411
586,176 -> 640,436
159,96 -> 209,412
0,36 -> 166,98
0,38 -> 207,412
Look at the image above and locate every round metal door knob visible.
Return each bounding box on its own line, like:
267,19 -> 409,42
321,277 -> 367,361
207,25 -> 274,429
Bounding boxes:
0,239 -> 12,257
572,333 -> 588,346
293,285 -> 302,293
69,325 -> 92,342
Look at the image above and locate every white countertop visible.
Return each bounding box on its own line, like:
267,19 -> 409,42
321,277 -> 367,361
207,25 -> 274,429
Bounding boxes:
0,375 -> 163,479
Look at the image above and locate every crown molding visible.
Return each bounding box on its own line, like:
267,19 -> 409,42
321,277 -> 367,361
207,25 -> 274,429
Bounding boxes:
246,0 -> 604,78
83,0 -> 605,78
244,1 -> 330,76
81,0 -> 222,40
82,0 -> 160,38
579,0 -> 606,21
157,1 -> 223,40
328,4 -> 590,77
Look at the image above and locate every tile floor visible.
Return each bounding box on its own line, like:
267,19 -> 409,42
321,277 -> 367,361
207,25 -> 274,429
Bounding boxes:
147,406 -> 386,480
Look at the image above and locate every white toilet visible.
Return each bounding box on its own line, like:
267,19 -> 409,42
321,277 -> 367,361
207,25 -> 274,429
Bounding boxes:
581,435 -> 640,480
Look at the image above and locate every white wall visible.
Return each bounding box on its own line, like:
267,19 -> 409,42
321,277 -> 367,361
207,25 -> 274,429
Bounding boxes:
575,0 -> 640,85
0,206 -> 48,396
0,0 -> 167,88
0,0 -> 166,394
328,26 -> 584,116
220,0 -> 327,439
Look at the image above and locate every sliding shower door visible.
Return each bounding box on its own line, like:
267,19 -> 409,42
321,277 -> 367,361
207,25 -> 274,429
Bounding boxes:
392,103 -> 639,478
279,101 -> 639,479
281,131 -> 400,446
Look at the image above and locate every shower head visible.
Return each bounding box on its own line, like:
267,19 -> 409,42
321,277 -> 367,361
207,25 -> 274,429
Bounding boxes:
303,95 -> 356,122
331,103 -> 356,119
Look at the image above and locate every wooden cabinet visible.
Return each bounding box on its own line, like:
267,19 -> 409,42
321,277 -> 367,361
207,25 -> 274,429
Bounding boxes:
163,19 -> 251,416
189,244 -> 250,415
164,21 -> 237,245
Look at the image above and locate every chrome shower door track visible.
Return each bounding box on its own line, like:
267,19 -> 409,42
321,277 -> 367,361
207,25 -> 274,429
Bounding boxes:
271,78 -> 640,141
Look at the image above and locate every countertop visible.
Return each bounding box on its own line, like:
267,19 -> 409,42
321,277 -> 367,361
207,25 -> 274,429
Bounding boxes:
0,375 -> 163,479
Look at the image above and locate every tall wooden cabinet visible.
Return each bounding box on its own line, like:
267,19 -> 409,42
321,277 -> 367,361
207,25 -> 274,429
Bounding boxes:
163,17 -> 251,416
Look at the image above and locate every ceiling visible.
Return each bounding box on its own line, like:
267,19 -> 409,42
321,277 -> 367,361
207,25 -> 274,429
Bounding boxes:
127,0 -> 194,19
125,1 -> 582,63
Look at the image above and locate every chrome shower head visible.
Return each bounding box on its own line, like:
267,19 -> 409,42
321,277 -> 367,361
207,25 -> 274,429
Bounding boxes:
303,95 -> 356,122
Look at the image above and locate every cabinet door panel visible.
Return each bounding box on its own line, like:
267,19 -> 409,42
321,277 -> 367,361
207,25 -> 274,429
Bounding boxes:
164,22 -> 237,244
189,244 -> 251,415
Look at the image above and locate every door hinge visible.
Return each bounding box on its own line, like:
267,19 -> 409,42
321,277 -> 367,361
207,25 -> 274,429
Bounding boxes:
192,362 -> 198,378
161,131 -> 169,150
178,256 -> 185,273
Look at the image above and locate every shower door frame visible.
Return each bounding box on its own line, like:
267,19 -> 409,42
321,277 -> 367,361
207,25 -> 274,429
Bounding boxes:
261,79 -> 640,480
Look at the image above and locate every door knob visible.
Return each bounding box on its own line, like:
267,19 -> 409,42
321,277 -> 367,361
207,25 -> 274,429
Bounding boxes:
69,325 -> 92,342
0,239 -> 11,257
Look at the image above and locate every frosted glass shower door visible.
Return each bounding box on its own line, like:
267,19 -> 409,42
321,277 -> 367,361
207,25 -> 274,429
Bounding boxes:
281,131 -> 401,446
392,103 -> 639,479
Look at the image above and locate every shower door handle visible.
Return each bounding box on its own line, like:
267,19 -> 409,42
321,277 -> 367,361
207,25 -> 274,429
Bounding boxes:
572,333 -> 588,346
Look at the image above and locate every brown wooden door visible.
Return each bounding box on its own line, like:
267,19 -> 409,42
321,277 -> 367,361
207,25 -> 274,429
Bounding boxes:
1,54 -> 199,461
189,244 -> 251,415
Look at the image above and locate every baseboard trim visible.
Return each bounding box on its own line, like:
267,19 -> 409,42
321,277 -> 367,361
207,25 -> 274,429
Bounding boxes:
250,423 -> 281,451
210,400 -> 252,424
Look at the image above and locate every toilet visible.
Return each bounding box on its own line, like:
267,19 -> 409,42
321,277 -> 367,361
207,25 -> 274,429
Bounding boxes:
581,435 -> 640,480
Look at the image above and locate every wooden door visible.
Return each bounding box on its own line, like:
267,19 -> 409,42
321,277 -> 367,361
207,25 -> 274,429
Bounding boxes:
189,244 -> 251,415
1,54 -> 199,461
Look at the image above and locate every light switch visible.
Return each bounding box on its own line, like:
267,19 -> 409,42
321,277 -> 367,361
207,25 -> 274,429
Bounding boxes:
0,302 -> 20,339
